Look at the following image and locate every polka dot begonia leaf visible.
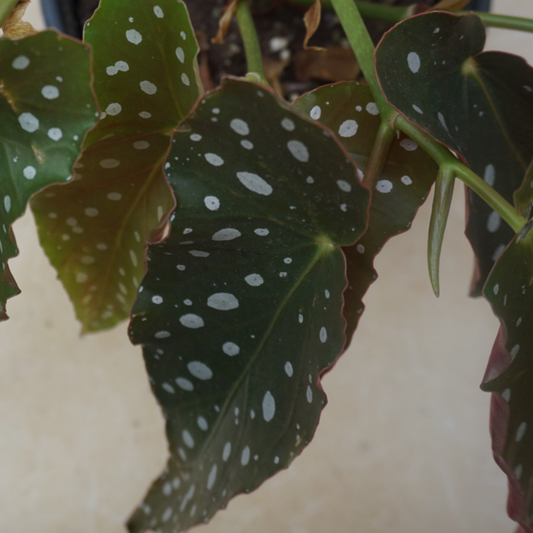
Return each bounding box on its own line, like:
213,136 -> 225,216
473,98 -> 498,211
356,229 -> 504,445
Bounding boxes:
375,12 -> 533,296
0,30 -> 97,320
293,82 -> 438,344
126,79 -> 369,533
30,0 -> 201,332
481,220 -> 533,532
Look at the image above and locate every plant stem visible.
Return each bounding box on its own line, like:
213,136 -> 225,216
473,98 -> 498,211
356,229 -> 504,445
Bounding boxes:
396,115 -> 525,233
331,0 -> 526,234
0,0 -> 20,28
461,11 -> 533,34
235,0 -> 269,86
290,0 -> 414,23
291,0 -> 533,35
363,119 -> 395,189
329,0 -> 394,119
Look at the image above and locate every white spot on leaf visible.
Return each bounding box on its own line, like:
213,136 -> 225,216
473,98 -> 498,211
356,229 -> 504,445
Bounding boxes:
245,274 -> 264,286
407,52 -> 421,73
262,391 -> 276,422
287,140 -> 309,162
338,120 -> 358,137
187,361 -> 213,380
126,29 -> 142,44
212,228 -> 241,241
205,153 -> 224,166
310,106 -> 321,120
179,314 -> 205,328
230,119 -> 250,135
376,180 -> 393,193
140,81 -> 157,95
18,113 -> 39,133
223,342 -> 240,356
237,171 -> 273,196
207,293 -> 239,311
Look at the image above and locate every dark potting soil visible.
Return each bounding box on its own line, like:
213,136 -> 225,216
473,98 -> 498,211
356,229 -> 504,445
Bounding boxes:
71,0 -> 441,99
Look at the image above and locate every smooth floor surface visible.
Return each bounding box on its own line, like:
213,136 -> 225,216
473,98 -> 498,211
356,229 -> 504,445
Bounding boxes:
1,0 -> 531,532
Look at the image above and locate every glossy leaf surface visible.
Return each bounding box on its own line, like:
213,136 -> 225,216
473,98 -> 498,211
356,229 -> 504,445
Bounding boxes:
30,0 -> 201,332
294,82 -> 437,342
127,79 -> 369,532
375,12 -> 533,294
0,30 -> 96,320
482,221 -> 533,532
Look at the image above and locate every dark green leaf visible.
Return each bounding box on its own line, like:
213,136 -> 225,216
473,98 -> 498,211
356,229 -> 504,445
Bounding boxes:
0,30 -> 96,320
127,78 -> 369,532
30,0 -> 201,332
293,82 -> 437,342
481,221 -> 533,532
375,12 -> 533,295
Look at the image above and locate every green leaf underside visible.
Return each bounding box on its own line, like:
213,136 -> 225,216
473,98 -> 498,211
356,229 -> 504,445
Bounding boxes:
375,12 -> 533,295
294,82 -> 438,343
30,0 -> 201,332
127,79 -> 369,533
481,221 -> 533,531
0,30 -> 96,320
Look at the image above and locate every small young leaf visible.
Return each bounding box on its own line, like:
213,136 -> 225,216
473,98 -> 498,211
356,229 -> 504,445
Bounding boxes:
30,0 -> 202,332
428,166 -> 455,297
127,78 -> 369,532
481,221 -> 533,532
293,82 -> 438,342
0,30 -> 96,320
375,12 -> 533,295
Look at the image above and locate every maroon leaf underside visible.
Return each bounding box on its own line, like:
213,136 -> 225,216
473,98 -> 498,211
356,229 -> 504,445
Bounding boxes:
293,82 -> 438,343
482,221 -> 533,532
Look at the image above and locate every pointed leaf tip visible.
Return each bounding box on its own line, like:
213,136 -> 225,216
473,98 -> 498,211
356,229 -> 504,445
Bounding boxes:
127,79 -> 369,532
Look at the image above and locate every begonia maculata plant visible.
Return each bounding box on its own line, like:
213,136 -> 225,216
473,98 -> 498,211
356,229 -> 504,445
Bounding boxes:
1,0 -> 533,531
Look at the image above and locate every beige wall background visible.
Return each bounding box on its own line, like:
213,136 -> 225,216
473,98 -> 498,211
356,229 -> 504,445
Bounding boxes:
1,0 -> 531,532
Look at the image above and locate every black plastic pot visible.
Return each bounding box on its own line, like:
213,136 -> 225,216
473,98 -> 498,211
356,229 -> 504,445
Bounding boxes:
41,0 -> 493,39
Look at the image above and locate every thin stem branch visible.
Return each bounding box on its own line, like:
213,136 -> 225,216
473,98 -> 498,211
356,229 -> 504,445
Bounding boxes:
235,0 -> 269,86
363,119 -> 395,189
0,0 -> 20,29
396,115 -> 525,233
290,0 -> 414,23
460,11 -> 533,34
329,0 -> 395,119
291,0 -> 533,35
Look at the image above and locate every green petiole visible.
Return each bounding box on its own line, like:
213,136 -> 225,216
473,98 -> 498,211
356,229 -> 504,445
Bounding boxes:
235,0 -> 269,86
0,0 -> 20,29
290,0 -> 533,35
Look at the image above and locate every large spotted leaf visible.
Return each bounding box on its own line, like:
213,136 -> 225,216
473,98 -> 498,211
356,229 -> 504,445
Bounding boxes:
127,79 -> 369,532
481,221 -> 533,532
294,82 -> 438,343
0,30 -> 96,320
30,0 -> 201,332
375,12 -> 533,295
